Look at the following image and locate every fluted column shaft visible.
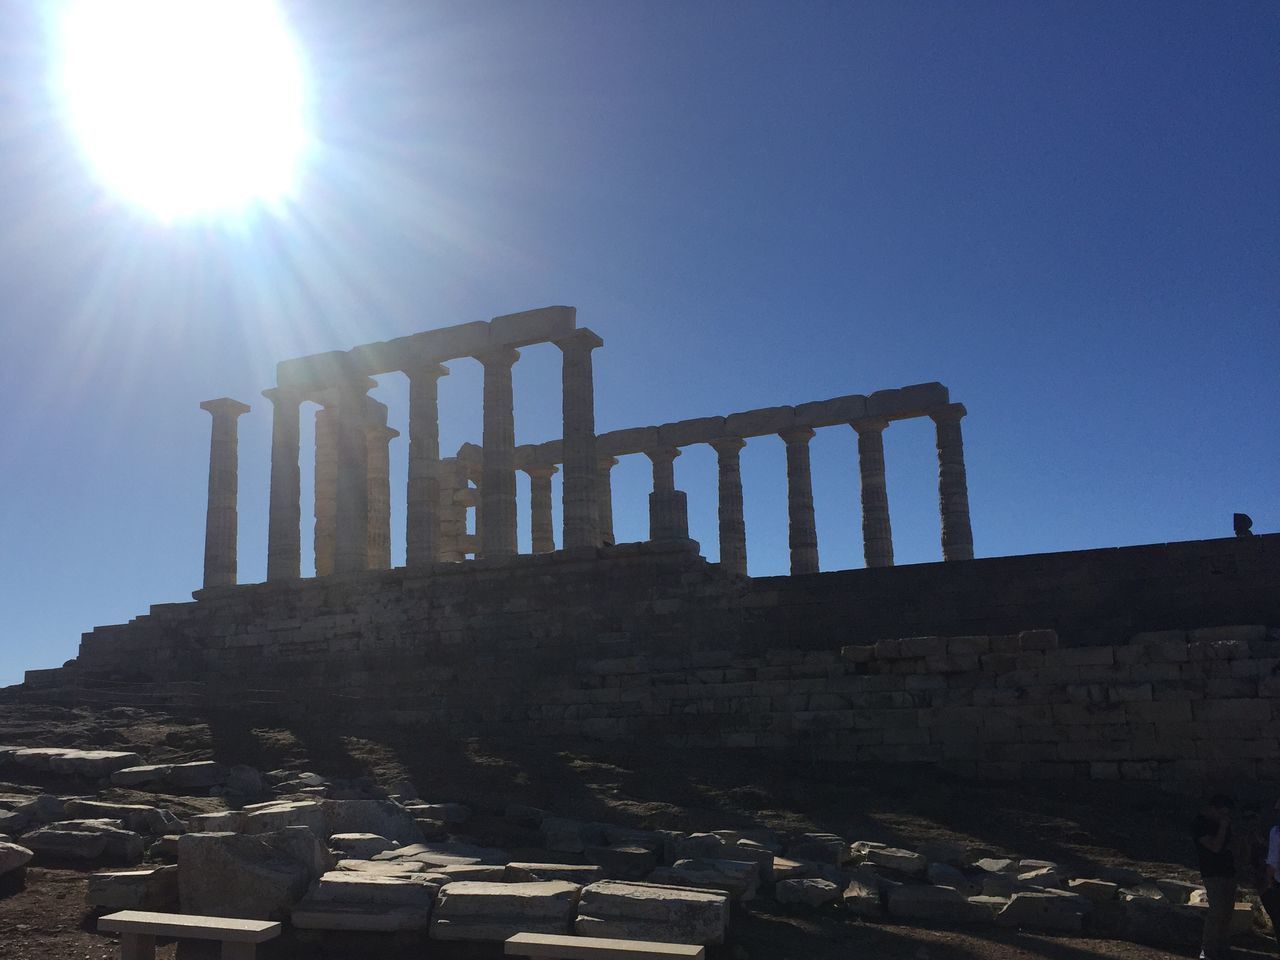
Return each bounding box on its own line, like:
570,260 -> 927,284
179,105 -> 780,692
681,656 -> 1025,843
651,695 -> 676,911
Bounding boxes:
647,446 -> 689,541
526,464 -> 558,554
558,330 -> 603,549
333,379 -> 374,574
780,427 -> 819,575
264,387 -> 302,581
200,398 -> 250,589
933,403 -> 974,561
478,347 -> 519,557
366,420 -> 399,570
313,403 -> 337,576
710,437 -> 747,576
596,456 -> 618,546
853,418 -> 894,568
405,363 -> 448,567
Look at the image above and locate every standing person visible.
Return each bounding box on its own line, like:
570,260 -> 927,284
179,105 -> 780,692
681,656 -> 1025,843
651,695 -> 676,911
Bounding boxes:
1260,800 -> 1280,954
1193,794 -> 1238,960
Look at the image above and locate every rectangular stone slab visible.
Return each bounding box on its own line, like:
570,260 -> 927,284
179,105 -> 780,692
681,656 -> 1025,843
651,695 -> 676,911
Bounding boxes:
98,910 -> 281,943
506,932 -> 704,960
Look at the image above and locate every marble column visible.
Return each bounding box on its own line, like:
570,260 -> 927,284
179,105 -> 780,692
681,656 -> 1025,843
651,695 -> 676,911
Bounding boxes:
525,464 -> 558,554
596,456 -> 618,546
199,398 -> 250,589
853,417 -> 894,568
263,386 -> 302,581
405,362 -> 449,568
312,402 -> 337,577
558,330 -> 603,549
932,403 -> 974,561
478,347 -> 519,557
333,378 -> 375,574
780,427 -> 819,575
646,446 -> 689,541
366,411 -> 399,570
710,437 -> 747,576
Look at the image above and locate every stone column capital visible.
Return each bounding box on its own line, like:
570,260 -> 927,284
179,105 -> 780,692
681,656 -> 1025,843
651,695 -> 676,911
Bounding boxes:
475,346 -> 521,369
366,424 -> 400,441
645,445 -> 682,466
851,417 -> 890,436
709,436 -> 746,457
555,327 -> 605,354
523,463 -> 560,480
261,385 -> 303,407
779,426 -> 815,446
403,361 -> 450,383
200,397 -> 251,419
930,402 -> 968,424
597,455 -> 619,470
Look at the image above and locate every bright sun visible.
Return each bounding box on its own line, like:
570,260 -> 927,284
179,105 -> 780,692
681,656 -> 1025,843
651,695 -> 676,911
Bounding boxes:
54,0 -> 309,221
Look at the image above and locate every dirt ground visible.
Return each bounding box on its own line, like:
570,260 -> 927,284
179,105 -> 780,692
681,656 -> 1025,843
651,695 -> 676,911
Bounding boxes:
1,701 -> 1277,960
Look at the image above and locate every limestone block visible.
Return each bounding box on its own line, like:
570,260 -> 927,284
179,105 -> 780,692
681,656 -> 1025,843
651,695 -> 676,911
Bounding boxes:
110,764 -> 173,788
225,765 -> 265,796
411,802 -> 471,824
787,833 -> 849,865
724,406 -> 795,438
433,864 -> 507,881
431,880 -> 581,941
1120,896 -> 1201,945
322,799 -> 424,845
657,417 -> 727,448
0,810 -> 28,834
653,857 -> 760,900
24,820 -> 144,863
1068,878 -> 1119,903
15,794 -> 66,824
64,800 -> 184,836
587,845 -> 658,880
165,761 -> 229,789
292,899 -> 433,931
842,876 -> 883,919
865,847 -> 927,877
996,891 -> 1087,932
336,859 -> 426,875
968,895 -> 1010,918
542,817 -> 605,853
0,840 -> 33,876
34,749 -> 143,778
886,884 -> 992,923
728,840 -> 776,880
575,880 -> 729,945
1155,878 -> 1203,905
928,863 -> 979,895
776,877 -> 840,906
149,835 -> 180,860
328,833 -> 397,860
85,865 -> 179,911
489,305 -> 576,348
178,827 -> 330,920
311,870 -> 436,907
597,427 -> 659,458
242,800 -> 326,836
771,856 -> 807,881
670,833 -> 725,862
793,394 -> 868,428
505,863 -> 604,884
374,841 -> 508,868
188,811 -> 245,832
1017,866 -> 1065,889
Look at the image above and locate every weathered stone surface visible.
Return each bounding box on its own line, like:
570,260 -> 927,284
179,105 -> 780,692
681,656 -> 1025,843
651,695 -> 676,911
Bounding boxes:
1018,866 -> 1065,889
64,800 -> 183,835
40,749 -> 143,777
771,856 -> 807,881
178,828 -> 330,920
1119,882 -> 1165,902
431,880 -> 581,941
15,794 -> 66,824
506,863 -> 604,884
787,834 -> 849,865
586,845 -> 658,880
0,810 -> 28,834
242,800 -> 326,835
541,817 -> 603,853
165,761 -> 228,789
776,878 -> 840,906
927,862 -> 978,895
311,870 -> 435,906
1069,878 -> 1120,903
503,803 -> 545,827
225,765 -> 265,796
86,865 -> 179,911
188,811 -> 245,832
842,876 -> 883,919
576,880 -> 729,945
336,858 -> 426,875
374,841 -> 507,868
886,884 -> 992,924
0,841 -> 33,876
1120,896 -> 1201,945
974,857 -> 1016,874
411,802 -> 470,824
867,846 -> 927,877
968,895 -> 1010,918
1155,878 -> 1203,905
292,900 -> 432,931
433,864 -> 507,882
23,820 -> 143,863
329,833 -> 397,860
322,799 -> 423,845
996,891 -> 1087,932
650,858 -> 758,900
111,765 -> 173,788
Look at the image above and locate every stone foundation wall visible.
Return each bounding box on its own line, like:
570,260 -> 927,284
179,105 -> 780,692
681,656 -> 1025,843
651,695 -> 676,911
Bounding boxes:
16,534 -> 1280,783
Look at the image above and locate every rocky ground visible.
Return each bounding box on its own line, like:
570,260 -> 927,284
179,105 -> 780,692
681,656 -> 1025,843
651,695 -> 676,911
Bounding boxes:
1,701 -> 1277,960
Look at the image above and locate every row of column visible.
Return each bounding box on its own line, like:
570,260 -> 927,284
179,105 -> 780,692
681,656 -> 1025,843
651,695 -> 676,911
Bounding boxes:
252,329 -> 602,582
512,404 -> 972,577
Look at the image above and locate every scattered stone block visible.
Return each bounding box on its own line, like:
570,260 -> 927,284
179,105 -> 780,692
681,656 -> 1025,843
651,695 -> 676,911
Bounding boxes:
328,833 -> 397,860
64,800 -> 184,835
587,845 -> 658,880
412,802 -> 471,824
374,841 -> 508,868
86,865 -> 179,911
506,863 -> 605,884
242,800 -> 326,836
0,841 -> 33,876
866,847 -> 927,877
1121,896 -> 1201,945
541,817 -> 603,853
46,749 -> 143,778
649,858 -> 758,900
188,811 -> 245,833
111,765 -> 172,788
776,878 -> 839,906
324,799 -> 427,844
15,794 -> 66,824
842,876 -> 882,919
224,765 -> 265,796
886,884 -> 992,924
1155,878 -> 1203,905
927,862 -> 978,895
431,880 -> 581,941
178,827 -> 332,920
771,856 -> 807,881
974,857 -> 1015,874
575,880 -> 729,945
24,820 -> 144,863
1068,878 -> 1119,903
311,870 -> 436,906
787,834 -> 849,865
165,761 -> 228,789
336,859 -> 426,875
967,895 -> 1009,918
434,864 -> 508,881
996,891 -> 1087,932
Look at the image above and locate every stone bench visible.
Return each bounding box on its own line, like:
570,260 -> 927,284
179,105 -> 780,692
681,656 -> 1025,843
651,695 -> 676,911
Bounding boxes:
98,909 -> 282,960
506,931 -> 705,960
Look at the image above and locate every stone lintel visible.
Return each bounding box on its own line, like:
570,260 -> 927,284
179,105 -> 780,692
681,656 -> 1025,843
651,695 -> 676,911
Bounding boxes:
554,325 -> 603,352
199,397 -> 250,418
492,306 -> 577,348
658,416 -> 727,448
793,394 -> 867,428
455,442 -> 483,465
276,350 -> 361,390
515,440 -> 564,471
931,402 -> 967,422
724,405 -> 796,438
867,382 -> 950,420
598,426 -> 660,458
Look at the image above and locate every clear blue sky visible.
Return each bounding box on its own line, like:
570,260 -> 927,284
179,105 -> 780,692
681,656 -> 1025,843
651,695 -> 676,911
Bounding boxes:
1,1 -> 1277,686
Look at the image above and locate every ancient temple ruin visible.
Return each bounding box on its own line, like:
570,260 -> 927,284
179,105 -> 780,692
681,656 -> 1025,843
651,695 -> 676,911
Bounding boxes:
199,305 -> 974,589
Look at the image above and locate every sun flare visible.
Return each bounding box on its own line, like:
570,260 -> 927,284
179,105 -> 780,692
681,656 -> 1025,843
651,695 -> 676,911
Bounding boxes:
54,0 -> 309,221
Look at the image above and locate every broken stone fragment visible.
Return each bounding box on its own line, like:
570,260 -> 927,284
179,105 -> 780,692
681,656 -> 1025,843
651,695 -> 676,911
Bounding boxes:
430,880 -> 581,941
86,865 -> 179,911
505,863 -> 604,884
328,833 -> 397,860
575,879 -> 729,945
885,884 -> 992,924
996,890 -> 1087,932
865,846 -> 927,877
0,841 -> 34,876
776,877 -> 839,906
